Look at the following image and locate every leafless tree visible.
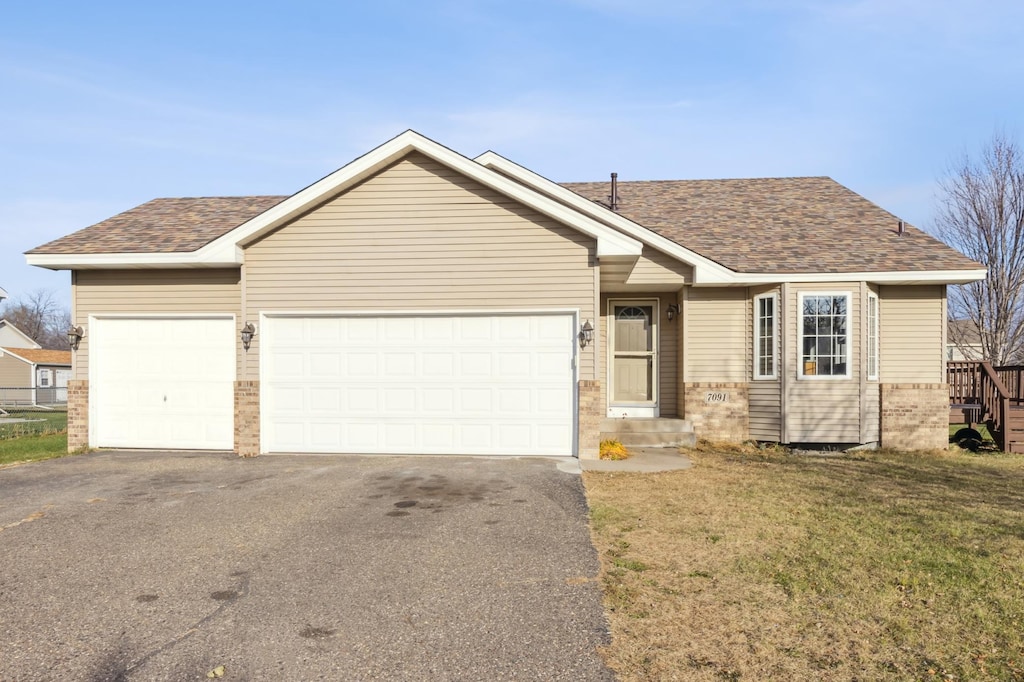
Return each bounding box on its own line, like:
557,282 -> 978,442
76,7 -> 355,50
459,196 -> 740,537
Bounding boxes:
937,132 -> 1024,365
0,289 -> 71,350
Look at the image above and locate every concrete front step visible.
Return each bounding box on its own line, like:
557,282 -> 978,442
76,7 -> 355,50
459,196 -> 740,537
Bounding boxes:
601,431 -> 697,448
599,417 -> 693,433
600,417 -> 696,448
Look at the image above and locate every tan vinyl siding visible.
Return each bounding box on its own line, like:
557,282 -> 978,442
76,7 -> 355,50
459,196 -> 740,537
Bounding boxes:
243,152 -> 597,381
749,285 -> 781,441
879,285 -> 945,383
784,283 -> 862,443
685,287 -> 747,382
600,294 -> 679,417
625,249 -> 692,286
864,385 -> 880,442
0,353 -> 29,386
72,269 -> 241,380
749,382 -> 781,440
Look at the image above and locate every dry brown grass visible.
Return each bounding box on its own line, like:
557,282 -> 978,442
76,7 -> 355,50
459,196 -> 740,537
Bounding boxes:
584,441 -> 1024,681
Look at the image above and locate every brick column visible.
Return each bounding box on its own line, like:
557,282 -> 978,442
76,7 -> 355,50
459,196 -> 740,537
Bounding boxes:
683,382 -> 749,443
234,380 -> 260,457
880,383 -> 948,451
578,379 -> 602,460
66,379 -> 89,453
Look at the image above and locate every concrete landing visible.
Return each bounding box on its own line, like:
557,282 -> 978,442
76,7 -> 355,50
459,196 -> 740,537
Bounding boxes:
580,447 -> 692,473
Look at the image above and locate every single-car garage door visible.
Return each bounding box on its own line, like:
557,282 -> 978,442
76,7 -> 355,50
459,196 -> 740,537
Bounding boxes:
91,317 -> 235,450
263,313 -> 576,455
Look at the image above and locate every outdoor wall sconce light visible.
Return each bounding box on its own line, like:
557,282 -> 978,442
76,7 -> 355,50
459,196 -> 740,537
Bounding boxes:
67,325 -> 84,351
666,303 -> 680,322
578,320 -> 594,348
240,322 -> 256,351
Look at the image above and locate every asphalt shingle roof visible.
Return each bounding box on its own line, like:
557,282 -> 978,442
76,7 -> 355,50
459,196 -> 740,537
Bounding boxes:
28,176 -> 981,274
562,177 -> 980,273
2,348 -> 72,365
28,196 -> 287,254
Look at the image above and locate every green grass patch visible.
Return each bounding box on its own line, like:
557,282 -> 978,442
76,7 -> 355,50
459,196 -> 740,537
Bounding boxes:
949,421 -> 995,443
0,410 -> 70,466
0,410 -> 68,440
584,445 -> 1024,681
0,432 -> 70,466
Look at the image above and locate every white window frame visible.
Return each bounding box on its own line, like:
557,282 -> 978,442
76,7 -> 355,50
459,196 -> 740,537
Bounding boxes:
753,292 -> 778,380
798,291 -> 852,380
867,292 -> 879,380
37,368 -> 51,387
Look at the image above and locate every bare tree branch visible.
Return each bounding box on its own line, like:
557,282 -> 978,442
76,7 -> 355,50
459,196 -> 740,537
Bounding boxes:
938,132 -> 1024,364
0,289 -> 71,350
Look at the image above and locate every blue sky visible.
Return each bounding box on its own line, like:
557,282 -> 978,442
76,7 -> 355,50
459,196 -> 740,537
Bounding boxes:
1,0 -> 1021,307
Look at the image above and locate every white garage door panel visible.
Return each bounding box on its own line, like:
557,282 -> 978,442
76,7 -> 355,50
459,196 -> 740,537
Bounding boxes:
92,318 -> 235,450
264,314 -> 576,455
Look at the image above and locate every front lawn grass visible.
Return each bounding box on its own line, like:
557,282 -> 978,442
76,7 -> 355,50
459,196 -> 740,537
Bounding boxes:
584,442 -> 1024,681
0,432 -> 70,466
0,410 -> 70,466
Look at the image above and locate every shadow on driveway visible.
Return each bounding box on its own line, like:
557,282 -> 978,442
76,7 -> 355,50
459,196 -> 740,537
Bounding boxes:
0,451 -> 614,681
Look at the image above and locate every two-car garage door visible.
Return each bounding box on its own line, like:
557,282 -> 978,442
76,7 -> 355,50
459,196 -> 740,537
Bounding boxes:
262,314 -> 576,456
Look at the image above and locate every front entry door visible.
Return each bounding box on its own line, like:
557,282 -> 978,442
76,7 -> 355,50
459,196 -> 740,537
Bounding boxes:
609,300 -> 658,417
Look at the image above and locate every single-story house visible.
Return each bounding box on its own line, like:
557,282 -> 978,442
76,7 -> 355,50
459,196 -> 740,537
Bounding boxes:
26,131 -> 985,457
0,320 -> 72,406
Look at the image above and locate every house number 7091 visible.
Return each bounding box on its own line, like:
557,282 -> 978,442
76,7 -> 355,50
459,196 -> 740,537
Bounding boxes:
704,392 -> 729,404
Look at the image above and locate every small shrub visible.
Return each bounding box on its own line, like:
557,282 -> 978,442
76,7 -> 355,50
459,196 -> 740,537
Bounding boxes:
600,439 -> 630,460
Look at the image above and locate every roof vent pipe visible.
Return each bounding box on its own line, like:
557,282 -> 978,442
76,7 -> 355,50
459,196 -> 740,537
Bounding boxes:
898,219 -> 906,236
608,172 -> 619,212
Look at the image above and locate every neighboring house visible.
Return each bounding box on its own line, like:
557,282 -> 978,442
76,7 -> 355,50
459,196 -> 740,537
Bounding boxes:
0,319 -> 43,350
25,131 -> 985,456
947,319 -> 984,361
0,347 -> 72,405
0,286 -> 7,303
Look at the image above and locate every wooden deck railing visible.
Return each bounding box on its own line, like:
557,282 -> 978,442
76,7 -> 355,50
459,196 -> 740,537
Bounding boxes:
947,361 -> 1013,450
994,365 -> 1024,405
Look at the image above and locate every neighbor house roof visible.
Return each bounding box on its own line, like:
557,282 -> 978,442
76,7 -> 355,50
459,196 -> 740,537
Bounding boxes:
561,177 -> 980,273
1,348 -> 72,365
948,319 -> 982,345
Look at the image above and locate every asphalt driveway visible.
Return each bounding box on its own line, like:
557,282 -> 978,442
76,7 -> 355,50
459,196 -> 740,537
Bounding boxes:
0,452 -> 613,681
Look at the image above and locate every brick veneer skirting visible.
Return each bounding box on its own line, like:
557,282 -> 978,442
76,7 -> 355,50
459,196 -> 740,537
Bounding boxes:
234,380 -> 260,457
67,379 -> 89,452
683,382 -> 749,443
880,383 -> 949,451
578,379 -> 601,460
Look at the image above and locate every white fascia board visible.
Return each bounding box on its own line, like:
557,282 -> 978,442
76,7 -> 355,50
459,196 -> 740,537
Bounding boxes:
475,150 -> 735,282
204,129 -> 641,259
25,252 -> 239,270
696,269 -> 988,287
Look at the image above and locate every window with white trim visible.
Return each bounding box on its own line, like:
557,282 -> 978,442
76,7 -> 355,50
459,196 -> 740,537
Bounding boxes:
37,368 -> 51,387
800,293 -> 850,378
753,293 -> 777,379
867,292 -> 879,380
